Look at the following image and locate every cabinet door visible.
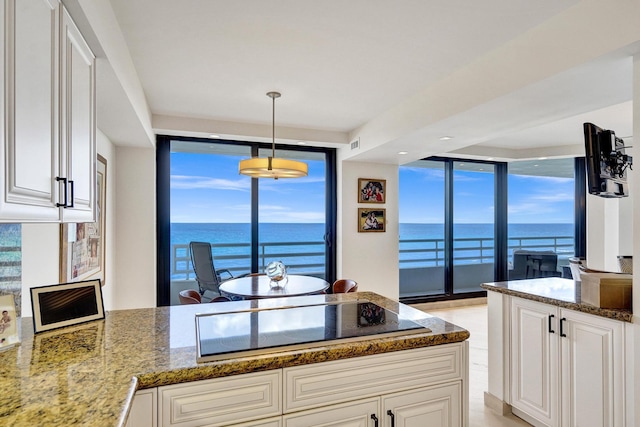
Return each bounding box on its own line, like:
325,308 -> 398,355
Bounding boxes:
0,0 -> 61,222
383,383 -> 461,427
510,297 -> 559,427
560,309 -> 623,427
126,388 -> 157,427
283,397 -> 378,427
60,6 -> 95,222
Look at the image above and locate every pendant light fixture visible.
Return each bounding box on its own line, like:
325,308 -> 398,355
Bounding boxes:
238,91 -> 308,179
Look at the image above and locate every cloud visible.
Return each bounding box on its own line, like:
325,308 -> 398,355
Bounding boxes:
171,175 -> 249,191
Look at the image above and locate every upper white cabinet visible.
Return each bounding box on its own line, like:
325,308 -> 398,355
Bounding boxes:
0,0 -> 95,223
59,6 -> 95,222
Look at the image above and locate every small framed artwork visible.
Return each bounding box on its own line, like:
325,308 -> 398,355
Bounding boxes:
30,279 -> 105,334
358,178 -> 386,203
60,155 -> 107,284
0,294 -> 20,350
358,208 -> 385,232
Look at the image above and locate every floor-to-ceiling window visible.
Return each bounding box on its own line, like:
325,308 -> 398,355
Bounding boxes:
507,158 -> 576,280
399,158 -> 499,301
156,136 -> 336,306
399,156 -> 580,302
452,161 -> 496,294
398,160 -> 446,297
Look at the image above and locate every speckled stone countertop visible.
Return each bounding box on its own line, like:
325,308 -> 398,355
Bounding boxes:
481,277 -> 633,322
0,291 -> 469,426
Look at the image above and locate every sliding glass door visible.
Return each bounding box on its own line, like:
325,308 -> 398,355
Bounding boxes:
452,161 -> 495,294
399,158 -> 499,301
398,160 -> 446,297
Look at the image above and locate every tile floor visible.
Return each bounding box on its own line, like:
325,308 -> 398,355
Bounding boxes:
413,303 -> 531,427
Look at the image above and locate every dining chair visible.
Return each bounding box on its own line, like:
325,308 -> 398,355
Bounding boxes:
189,241 -> 235,295
178,289 -> 202,304
210,296 -> 231,302
332,279 -> 358,293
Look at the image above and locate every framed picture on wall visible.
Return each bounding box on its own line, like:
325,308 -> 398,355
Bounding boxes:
60,155 -> 107,284
358,178 -> 385,203
358,208 -> 385,232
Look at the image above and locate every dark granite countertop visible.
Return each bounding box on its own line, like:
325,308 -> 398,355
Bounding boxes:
0,292 -> 469,426
481,277 -> 633,322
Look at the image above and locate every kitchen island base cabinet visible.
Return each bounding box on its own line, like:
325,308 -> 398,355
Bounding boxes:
129,342 -> 468,427
494,295 -> 625,427
283,383 -> 461,427
127,388 -> 157,427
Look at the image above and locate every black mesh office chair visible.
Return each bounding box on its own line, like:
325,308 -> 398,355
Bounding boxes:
189,241 -> 234,295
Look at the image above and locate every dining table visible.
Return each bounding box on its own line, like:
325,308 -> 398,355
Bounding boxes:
219,274 -> 330,300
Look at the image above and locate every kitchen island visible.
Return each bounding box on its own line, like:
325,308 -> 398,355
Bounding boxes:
0,291 -> 469,426
482,278 -> 632,427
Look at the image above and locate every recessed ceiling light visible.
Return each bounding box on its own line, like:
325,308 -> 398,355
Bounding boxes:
297,141 -> 307,145
537,157 -> 547,160
487,157 -> 494,161
209,134 -> 220,139
397,151 -> 408,155
439,136 -> 453,141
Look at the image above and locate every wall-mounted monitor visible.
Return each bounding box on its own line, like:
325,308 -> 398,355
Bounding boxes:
583,122 -> 632,198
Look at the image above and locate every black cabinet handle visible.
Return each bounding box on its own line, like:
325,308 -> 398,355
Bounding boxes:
548,314 -> 555,334
560,317 -> 567,337
387,410 -> 395,427
56,177 -> 68,207
370,414 -> 379,427
67,180 -> 75,208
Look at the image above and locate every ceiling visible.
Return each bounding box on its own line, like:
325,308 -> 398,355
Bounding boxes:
81,0 -> 638,164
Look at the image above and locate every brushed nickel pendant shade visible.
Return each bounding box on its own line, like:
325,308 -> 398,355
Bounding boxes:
238,92 -> 308,179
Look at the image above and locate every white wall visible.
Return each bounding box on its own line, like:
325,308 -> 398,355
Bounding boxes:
338,159 -> 399,300
97,129 -> 118,309
631,53 -> 640,427
112,145 -> 156,309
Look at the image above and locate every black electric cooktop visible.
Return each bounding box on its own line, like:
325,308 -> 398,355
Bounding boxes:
196,300 -> 430,362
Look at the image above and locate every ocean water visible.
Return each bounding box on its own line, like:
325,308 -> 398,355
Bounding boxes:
171,222 -> 574,277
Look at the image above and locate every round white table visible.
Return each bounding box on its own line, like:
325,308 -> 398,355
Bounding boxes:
219,274 -> 330,300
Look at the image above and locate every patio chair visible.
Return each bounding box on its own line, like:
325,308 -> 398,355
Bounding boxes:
332,279 -> 358,293
178,289 -> 202,304
189,241 -> 234,295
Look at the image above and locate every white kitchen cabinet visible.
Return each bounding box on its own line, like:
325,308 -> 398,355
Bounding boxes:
510,297 -> 558,426
559,308 -> 624,427
0,0 -> 95,223
158,370 -> 282,427
283,383 -> 461,427
509,297 -> 624,427
59,5 -> 95,222
132,343 -> 468,427
127,388 -> 157,427
382,383 -> 461,427
282,397 -> 379,427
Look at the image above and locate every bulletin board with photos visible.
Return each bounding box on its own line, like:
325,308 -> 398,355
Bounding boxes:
60,155 -> 106,284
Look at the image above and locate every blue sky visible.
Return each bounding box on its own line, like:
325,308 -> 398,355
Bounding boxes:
171,152 -> 574,224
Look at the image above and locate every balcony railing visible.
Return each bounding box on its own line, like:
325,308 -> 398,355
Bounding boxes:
171,235 -> 574,280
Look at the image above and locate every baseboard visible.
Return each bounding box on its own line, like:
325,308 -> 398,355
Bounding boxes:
483,392 -> 511,416
411,297 -> 487,311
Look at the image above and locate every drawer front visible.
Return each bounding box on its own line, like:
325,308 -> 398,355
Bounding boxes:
159,370 -> 281,427
284,344 -> 463,412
